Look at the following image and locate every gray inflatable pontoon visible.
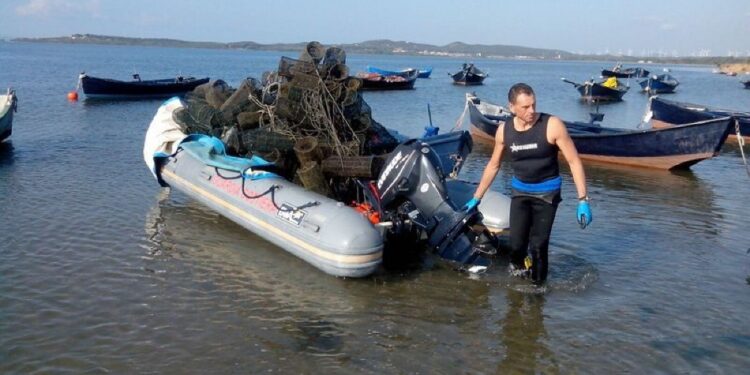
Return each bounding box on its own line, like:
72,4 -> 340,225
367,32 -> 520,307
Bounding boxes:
144,98 -> 510,277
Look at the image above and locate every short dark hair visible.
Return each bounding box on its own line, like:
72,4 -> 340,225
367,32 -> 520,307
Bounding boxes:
508,83 -> 535,104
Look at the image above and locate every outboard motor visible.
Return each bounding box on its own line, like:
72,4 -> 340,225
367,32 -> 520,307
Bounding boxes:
376,137 -> 495,269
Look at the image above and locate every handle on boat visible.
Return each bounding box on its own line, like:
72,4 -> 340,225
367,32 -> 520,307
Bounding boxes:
561,77 -> 581,87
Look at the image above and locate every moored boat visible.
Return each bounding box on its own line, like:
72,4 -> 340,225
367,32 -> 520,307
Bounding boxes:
367,66 -> 432,78
145,98 -> 511,277
649,96 -> 750,143
450,63 -> 487,85
465,93 -> 732,170
0,89 -> 18,142
357,69 -> 418,90
80,73 -> 210,99
562,77 -> 629,102
601,64 -> 649,78
417,67 -> 433,78
639,74 -> 679,94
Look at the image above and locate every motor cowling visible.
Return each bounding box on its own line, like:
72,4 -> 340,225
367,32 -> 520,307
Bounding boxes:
376,139 -> 493,269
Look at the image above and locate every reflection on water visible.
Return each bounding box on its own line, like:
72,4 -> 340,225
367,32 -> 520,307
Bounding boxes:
0,141 -> 14,166
497,290 -> 559,374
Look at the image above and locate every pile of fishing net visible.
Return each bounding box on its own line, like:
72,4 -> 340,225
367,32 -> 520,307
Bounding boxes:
172,41 -> 398,198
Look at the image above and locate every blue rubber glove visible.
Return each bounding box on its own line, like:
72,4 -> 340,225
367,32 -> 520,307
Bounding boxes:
577,200 -> 592,229
462,197 -> 481,212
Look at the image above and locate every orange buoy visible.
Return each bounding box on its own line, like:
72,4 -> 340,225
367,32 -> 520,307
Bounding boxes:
67,91 -> 78,101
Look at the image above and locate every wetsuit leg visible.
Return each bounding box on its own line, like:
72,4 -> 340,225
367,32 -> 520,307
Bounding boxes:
527,199 -> 559,284
509,196 -> 533,269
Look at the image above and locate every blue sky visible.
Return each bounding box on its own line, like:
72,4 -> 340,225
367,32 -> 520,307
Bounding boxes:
3,0 -> 750,57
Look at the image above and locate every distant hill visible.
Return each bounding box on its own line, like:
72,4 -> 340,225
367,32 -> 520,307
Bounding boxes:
12,34 -> 750,65
13,33 -> 574,60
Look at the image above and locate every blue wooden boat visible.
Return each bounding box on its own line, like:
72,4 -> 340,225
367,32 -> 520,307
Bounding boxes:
450,64 -> 487,85
466,93 -> 731,169
562,77 -> 629,102
601,64 -> 649,78
357,69 -> 418,90
417,67 -> 433,78
80,73 -> 210,99
649,96 -> 750,143
639,74 -> 679,94
0,89 -> 17,142
367,66 -> 431,78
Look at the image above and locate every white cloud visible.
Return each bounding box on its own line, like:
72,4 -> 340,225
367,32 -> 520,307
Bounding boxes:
16,0 -> 101,17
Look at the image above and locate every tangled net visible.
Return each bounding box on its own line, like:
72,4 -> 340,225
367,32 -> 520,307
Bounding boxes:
172,41 -> 398,197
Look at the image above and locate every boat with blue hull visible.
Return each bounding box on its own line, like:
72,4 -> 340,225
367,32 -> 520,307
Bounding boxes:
417,68 -> 433,78
367,66 -> 431,78
80,73 -> 209,99
639,74 -> 679,94
466,93 -> 732,170
145,98 -> 512,277
0,89 -> 17,142
649,96 -> 750,143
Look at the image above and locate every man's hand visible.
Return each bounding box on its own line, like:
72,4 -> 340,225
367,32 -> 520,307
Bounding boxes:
462,197 -> 481,212
577,200 -> 592,229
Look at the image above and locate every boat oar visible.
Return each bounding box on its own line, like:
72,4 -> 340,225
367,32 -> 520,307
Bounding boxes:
561,77 -> 582,88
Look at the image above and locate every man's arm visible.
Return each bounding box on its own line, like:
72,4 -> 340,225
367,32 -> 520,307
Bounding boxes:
549,116 -> 587,199
473,124 -> 506,199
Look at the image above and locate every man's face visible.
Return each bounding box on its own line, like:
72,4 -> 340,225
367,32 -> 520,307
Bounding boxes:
510,93 -> 536,124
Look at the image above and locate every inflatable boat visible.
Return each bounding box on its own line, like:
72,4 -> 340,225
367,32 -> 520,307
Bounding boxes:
144,98 -> 510,277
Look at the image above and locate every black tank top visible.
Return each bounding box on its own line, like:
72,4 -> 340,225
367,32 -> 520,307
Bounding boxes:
504,113 -> 560,183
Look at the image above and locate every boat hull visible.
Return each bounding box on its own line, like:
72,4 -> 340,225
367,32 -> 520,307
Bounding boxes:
576,83 -> 628,101
451,72 -> 485,85
0,91 -> 17,142
639,76 -> 678,94
159,154 -> 383,277
601,68 -> 649,78
564,120 -> 731,169
417,68 -> 432,78
81,75 -> 210,99
649,97 -> 750,143
466,94 -> 731,169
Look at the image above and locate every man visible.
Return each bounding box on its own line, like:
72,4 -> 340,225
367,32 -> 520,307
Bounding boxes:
463,83 -> 592,284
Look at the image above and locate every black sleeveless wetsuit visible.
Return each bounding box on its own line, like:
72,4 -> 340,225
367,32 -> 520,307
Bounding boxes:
503,113 -> 561,284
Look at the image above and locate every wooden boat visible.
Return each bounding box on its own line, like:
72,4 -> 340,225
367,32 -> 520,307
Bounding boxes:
562,77 -> 629,102
639,74 -> 679,94
465,93 -> 732,170
450,63 -> 487,85
0,89 -> 17,142
80,73 -> 210,99
601,64 -> 649,78
649,96 -> 750,143
356,69 -> 418,90
367,66 -> 431,78
417,68 -> 433,78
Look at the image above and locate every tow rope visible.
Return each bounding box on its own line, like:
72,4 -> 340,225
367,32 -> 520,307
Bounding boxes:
734,119 -> 750,178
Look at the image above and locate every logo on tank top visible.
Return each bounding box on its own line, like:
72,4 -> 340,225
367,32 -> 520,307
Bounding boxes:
509,142 -> 538,153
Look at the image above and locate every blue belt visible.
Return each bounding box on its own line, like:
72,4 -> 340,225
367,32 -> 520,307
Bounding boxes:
511,176 -> 562,193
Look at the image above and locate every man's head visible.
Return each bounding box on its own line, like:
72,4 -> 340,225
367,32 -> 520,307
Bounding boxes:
508,83 -> 536,124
